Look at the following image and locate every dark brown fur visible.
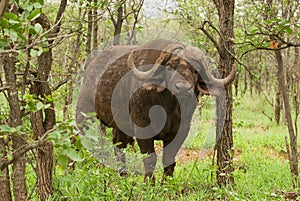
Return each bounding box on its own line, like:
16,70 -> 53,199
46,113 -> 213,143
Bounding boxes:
76,39 -> 235,181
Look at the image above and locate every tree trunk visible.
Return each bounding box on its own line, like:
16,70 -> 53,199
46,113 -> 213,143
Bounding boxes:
86,0 -> 92,55
234,70 -> 238,96
275,46 -> 298,187
3,54 -> 27,201
213,0 -> 235,186
30,14 -> 56,201
30,0 -> 66,197
242,70 -> 247,94
274,86 -> 281,124
30,49 -> 55,201
113,4 -> 123,45
0,138 -> 12,201
93,0 -> 98,49
0,0 -> 8,19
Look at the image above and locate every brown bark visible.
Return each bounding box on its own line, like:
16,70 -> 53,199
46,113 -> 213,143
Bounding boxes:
275,46 -> 298,187
213,0 -> 235,186
30,0 -> 67,197
113,4 -> 123,45
86,0 -> 92,55
274,87 -> 281,124
242,70 -> 247,94
0,138 -> 12,201
30,49 -> 55,201
0,0 -> 8,19
93,0 -> 98,49
3,55 -> 27,201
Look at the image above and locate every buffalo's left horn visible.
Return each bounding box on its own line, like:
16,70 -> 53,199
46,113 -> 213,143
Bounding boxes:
185,46 -> 237,87
127,44 -> 184,80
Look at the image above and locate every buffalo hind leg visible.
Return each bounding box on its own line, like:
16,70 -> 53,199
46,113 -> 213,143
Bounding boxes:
113,129 -> 133,175
136,139 -> 156,183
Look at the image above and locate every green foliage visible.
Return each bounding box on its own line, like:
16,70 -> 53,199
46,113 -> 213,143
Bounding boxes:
47,119 -> 83,169
23,94 -> 51,112
20,94 -> 297,200
0,0 -> 47,52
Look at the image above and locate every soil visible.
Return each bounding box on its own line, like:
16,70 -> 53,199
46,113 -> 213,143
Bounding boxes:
154,144 -> 214,164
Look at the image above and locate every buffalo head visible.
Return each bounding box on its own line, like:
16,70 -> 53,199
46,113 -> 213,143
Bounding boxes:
127,43 -> 236,98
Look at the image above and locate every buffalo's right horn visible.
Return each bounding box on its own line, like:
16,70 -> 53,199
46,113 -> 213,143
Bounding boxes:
184,46 -> 237,87
127,44 -> 184,80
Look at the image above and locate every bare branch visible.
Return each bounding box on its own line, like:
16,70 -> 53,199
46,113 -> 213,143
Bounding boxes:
51,78 -> 68,91
0,125 -> 58,171
199,21 -> 222,56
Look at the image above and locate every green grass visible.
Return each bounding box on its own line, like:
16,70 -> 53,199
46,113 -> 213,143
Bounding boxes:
41,93 -> 299,200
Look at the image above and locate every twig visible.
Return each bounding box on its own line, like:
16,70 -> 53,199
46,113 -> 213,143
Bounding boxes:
0,125 -> 58,171
51,78 -> 69,91
261,110 -> 272,121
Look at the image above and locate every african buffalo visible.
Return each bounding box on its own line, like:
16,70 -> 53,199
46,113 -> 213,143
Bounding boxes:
76,39 -> 236,181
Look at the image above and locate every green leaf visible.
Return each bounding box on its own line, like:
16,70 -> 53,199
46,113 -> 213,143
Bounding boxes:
17,32 -> 27,41
47,130 -> 61,141
34,23 -> 43,34
33,2 -> 42,8
9,29 -> 18,41
285,27 -> 293,34
36,101 -> 44,111
24,2 -> 34,12
8,19 -> 21,24
0,125 -> 17,133
3,13 -> 18,20
27,9 -> 40,21
0,18 -> 9,28
0,39 -> 9,48
58,154 -> 69,169
30,49 -> 38,57
64,147 -> 83,162
80,135 -> 93,149
0,125 -> 12,132
250,28 -> 259,34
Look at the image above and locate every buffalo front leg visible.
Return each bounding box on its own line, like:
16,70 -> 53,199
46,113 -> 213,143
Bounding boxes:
113,129 -> 133,175
162,134 -> 186,178
136,138 -> 157,182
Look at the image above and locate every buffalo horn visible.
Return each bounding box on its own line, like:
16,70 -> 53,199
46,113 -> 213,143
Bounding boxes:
127,44 -> 184,79
185,46 -> 237,87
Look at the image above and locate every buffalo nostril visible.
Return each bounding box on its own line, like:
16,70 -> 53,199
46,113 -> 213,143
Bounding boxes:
175,82 -> 192,92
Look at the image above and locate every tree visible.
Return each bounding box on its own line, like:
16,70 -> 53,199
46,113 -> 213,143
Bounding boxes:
212,0 -> 235,186
107,0 -> 144,45
0,0 -> 67,199
237,0 -> 300,188
174,0 -> 236,187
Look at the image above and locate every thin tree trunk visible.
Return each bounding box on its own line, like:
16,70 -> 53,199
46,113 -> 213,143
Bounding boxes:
213,0 -> 235,186
30,1 -> 66,198
93,0 -> 98,49
3,54 -> 27,201
113,4 -> 123,45
30,49 -> 55,201
242,70 -> 247,94
274,86 -> 281,124
0,0 -> 8,19
275,46 -> 298,187
0,138 -> 12,200
86,0 -> 92,55
234,71 -> 238,96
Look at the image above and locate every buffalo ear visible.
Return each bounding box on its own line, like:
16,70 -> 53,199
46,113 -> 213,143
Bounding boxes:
197,82 -> 221,96
197,82 -> 210,95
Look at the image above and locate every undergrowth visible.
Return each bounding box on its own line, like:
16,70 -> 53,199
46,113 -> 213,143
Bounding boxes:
27,93 -> 299,200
